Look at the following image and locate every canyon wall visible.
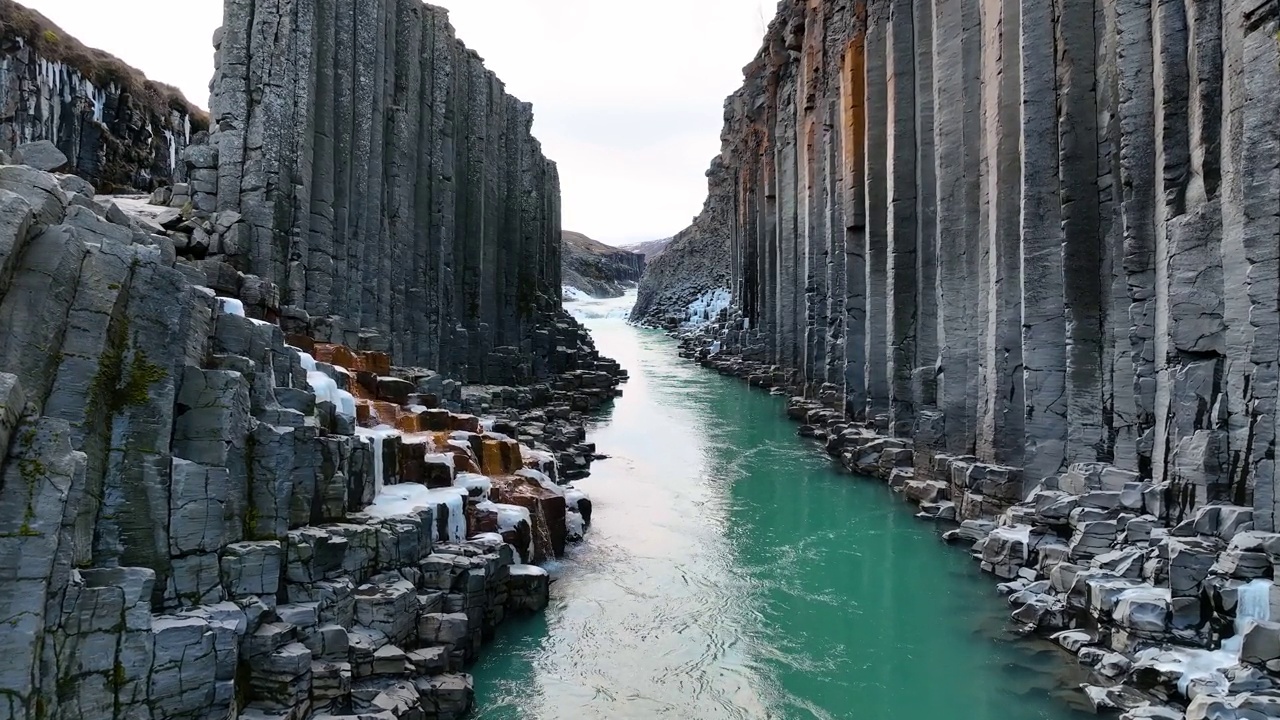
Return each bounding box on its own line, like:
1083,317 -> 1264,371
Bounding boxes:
630,161 -> 734,327
560,230 -> 645,298
0,1 -> 203,191
204,0 -> 565,383
0,2 -> 620,719
661,0 -> 1280,530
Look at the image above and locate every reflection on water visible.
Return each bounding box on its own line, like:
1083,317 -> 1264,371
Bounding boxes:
471,309 -> 1095,720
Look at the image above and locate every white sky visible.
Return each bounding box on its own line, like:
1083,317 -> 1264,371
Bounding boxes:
21,0 -> 775,246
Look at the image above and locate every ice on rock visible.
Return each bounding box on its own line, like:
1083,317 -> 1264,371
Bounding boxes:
424,452 -> 455,470
477,500 -> 532,560
454,472 -> 492,498
509,564 -> 548,577
292,348 -> 357,419
990,524 -> 1035,562
365,484 -> 468,543
293,350 -> 318,371
709,340 -> 722,355
427,487 -> 469,543
564,488 -> 588,513
1135,579 -> 1274,697
517,468 -> 564,496
684,287 -> 732,327
566,511 -> 585,541
356,425 -> 401,496
218,297 -> 246,316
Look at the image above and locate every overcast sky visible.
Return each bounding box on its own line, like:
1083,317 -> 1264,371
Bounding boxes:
21,0 -> 775,246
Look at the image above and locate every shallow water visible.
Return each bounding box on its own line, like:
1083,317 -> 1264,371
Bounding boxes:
471,303 -> 1096,719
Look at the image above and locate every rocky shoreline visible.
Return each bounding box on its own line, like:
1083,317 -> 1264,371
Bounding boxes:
664,312 -> 1280,720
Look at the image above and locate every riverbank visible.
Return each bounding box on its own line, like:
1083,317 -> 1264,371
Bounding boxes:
470,307 -> 1097,719
668,311 -> 1280,719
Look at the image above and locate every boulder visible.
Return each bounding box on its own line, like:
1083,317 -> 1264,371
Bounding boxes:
13,140 -> 69,172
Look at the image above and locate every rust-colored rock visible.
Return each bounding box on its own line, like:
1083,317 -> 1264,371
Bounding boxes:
395,411 -> 425,434
314,343 -> 360,371
286,334 -> 316,354
360,352 -> 392,375
490,475 -> 567,561
369,401 -> 402,426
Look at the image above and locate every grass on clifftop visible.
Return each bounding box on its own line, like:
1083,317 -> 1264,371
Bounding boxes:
0,0 -> 209,126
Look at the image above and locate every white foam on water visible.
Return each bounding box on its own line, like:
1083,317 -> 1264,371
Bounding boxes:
563,287 -> 638,321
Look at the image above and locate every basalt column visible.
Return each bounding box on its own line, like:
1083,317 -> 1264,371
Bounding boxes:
209,0 -> 563,380
654,0 -> 1280,527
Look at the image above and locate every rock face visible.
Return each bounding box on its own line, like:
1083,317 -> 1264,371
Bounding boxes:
621,236 -> 672,263
0,153 -> 611,719
560,230 -> 645,298
660,0 -> 1280,532
0,1 -> 626,718
204,0 -> 567,383
629,162 -> 734,327
0,1 -> 205,191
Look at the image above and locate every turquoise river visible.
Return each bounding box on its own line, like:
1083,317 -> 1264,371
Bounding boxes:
471,296 -> 1097,719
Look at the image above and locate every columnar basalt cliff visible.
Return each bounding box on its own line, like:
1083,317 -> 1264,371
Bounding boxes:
629,160 -> 734,328
663,0 -> 1280,715
662,0 -> 1280,529
0,0 -> 204,191
0,1 -> 624,719
201,0 -> 566,383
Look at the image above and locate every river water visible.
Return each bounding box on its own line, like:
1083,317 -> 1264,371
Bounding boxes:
471,293 -> 1095,719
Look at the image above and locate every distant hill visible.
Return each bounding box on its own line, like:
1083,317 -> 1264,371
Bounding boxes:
561,231 -> 646,299
622,237 -> 674,262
